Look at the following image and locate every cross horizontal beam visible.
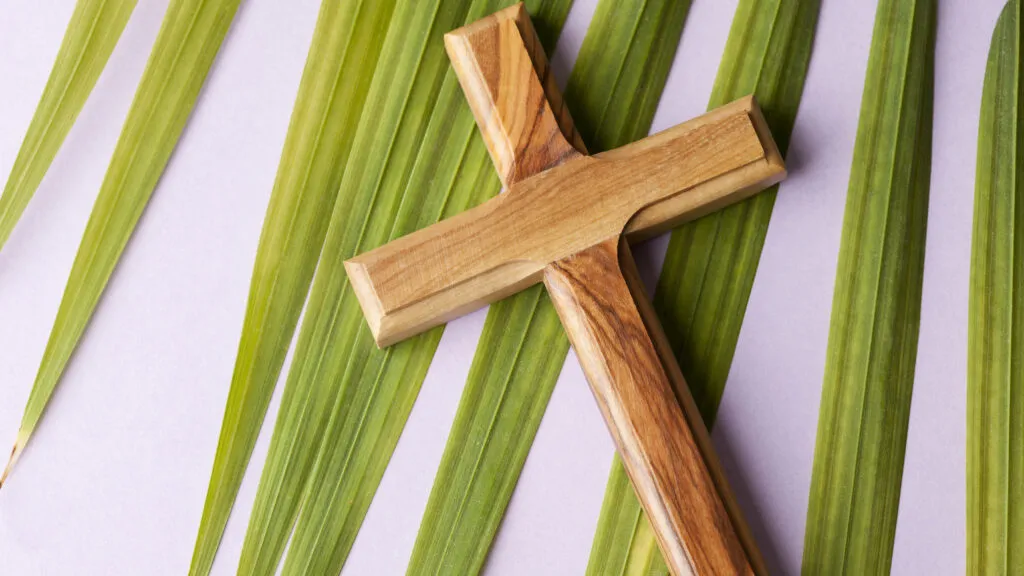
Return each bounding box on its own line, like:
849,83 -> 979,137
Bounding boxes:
346,97 -> 783,347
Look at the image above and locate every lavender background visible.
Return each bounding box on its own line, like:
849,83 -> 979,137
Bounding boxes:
0,0 -> 993,573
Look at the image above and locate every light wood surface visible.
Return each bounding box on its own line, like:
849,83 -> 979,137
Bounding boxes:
346,96 -> 783,346
344,4 -> 783,574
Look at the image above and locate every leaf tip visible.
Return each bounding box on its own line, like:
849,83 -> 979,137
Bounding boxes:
0,430 -> 28,490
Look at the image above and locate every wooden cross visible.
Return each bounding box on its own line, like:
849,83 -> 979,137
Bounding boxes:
345,5 -> 784,574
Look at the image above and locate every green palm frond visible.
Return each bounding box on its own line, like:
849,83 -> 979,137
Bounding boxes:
0,0 -> 137,253
968,1 -> 1024,572
803,0 -> 936,573
2,0 -> 243,487
187,2 -> 397,574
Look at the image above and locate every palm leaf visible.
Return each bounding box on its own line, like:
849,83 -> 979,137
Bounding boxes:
187,2 -> 397,574
968,1 -> 1024,572
226,2 -> 574,575
408,1 -> 691,574
802,0 -> 936,573
0,0 -> 137,253
589,479 -> 669,576
588,1 -> 820,573
1,0 -> 243,486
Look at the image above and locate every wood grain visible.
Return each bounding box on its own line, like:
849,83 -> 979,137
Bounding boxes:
346,97 -> 783,346
444,3 -> 587,184
545,237 -> 758,575
617,239 -> 767,575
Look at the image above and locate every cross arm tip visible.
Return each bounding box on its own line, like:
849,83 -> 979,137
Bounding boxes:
343,257 -> 387,347
743,95 -> 786,181
444,2 -> 527,45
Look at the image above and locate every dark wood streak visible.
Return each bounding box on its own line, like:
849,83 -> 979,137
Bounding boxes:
450,4 -> 584,187
511,7 -> 586,154
544,237 -> 756,575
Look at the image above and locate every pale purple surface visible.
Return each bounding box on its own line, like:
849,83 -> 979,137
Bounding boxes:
0,0 -> 996,574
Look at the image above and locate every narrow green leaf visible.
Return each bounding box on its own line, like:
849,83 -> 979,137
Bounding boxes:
0,0 -> 137,253
803,0 -> 936,573
408,1 -> 691,574
187,2 -> 397,574
1,0 -> 243,486
588,1 -> 820,573
656,0 -> 820,418
229,2 -> 573,575
587,462 -> 668,576
968,1 -> 1024,572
